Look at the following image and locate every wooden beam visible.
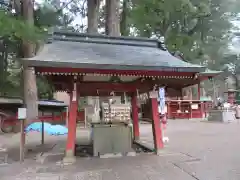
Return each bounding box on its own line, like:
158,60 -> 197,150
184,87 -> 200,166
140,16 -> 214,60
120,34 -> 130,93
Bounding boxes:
48,75 -> 201,94
53,80 -> 197,94
78,91 -> 123,97
77,82 -> 146,91
52,80 -> 153,93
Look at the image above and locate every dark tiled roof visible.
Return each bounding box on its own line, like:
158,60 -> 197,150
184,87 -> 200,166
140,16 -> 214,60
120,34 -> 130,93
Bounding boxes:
0,97 -> 22,105
199,69 -> 222,76
0,97 -> 67,107
23,31 -> 205,72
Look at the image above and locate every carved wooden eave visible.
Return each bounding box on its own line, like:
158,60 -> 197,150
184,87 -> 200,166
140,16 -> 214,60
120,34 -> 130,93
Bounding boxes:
36,71 -> 194,79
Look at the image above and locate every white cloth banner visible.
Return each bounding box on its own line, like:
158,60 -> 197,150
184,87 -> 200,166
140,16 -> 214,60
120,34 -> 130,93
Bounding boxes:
159,88 -> 165,114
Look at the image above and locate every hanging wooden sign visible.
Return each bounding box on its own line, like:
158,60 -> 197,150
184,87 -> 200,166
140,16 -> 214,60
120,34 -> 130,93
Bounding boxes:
191,104 -> 198,109
72,82 -> 77,101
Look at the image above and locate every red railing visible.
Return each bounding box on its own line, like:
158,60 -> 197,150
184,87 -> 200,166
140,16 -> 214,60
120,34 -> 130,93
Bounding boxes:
1,110 -> 85,132
166,100 -> 213,119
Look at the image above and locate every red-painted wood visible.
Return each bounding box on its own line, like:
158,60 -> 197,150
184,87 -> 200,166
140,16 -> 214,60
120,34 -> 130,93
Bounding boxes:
131,92 -> 139,140
77,82 -> 146,92
67,92 -> 73,127
167,102 -> 171,119
151,98 -> 163,151
52,80 -> 155,94
52,79 -> 201,94
3,110 -> 85,128
66,90 -> 78,152
197,83 -> 204,118
166,100 -> 213,119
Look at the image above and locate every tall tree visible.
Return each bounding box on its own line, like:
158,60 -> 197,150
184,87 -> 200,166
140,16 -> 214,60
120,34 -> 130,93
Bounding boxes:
194,0 -> 234,66
0,0 -> 75,121
120,0 -> 130,36
87,0 -> 100,33
130,0 -> 210,60
105,0 -> 120,36
22,0 -> 39,122
129,0 -> 239,64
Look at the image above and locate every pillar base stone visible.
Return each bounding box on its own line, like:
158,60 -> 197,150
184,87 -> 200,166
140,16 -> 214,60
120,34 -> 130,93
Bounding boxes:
62,150 -> 76,165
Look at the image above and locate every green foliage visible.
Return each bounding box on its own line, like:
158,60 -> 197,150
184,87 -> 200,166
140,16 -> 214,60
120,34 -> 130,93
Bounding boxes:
129,0 -> 238,66
37,76 -> 54,99
130,0 -> 204,62
0,0 -> 66,98
198,0 -> 234,66
0,10 -> 45,41
34,5 -> 62,28
128,0 -> 240,97
130,0 -> 201,36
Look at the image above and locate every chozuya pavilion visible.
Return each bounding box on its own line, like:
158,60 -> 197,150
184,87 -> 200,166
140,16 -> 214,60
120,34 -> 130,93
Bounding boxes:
22,31 -> 215,162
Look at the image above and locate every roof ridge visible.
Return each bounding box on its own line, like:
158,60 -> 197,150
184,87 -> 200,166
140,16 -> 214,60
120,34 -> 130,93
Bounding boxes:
48,30 -> 167,50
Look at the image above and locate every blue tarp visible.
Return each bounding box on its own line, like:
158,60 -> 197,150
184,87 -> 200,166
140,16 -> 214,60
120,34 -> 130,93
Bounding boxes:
25,122 -> 68,135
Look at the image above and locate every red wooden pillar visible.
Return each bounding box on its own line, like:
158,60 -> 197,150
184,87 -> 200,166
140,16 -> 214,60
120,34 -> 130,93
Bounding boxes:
66,92 -> 73,128
131,92 -> 139,140
166,102 -> 170,119
150,97 -> 163,154
198,83 -> 204,118
63,80 -> 78,163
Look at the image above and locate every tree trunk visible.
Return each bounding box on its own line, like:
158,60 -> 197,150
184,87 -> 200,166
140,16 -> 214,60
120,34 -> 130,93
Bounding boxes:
120,0 -> 129,36
22,0 -> 38,122
87,0 -> 100,34
105,0 -> 120,36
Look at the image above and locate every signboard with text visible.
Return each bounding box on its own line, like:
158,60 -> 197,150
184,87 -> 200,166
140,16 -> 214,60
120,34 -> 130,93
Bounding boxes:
18,108 -> 26,120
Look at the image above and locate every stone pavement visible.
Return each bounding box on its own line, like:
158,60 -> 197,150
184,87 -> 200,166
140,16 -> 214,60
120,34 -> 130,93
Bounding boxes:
140,120 -> 240,180
2,154 -> 199,180
1,120 -> 240,180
